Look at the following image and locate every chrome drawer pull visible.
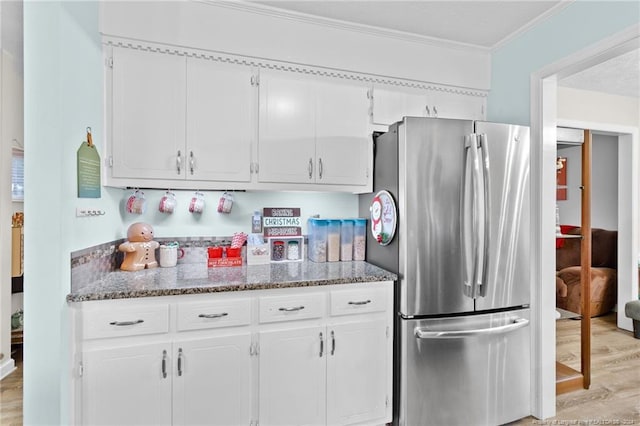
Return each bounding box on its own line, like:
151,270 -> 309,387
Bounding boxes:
278,306 -> 305,312
319,332 -> 324,357
109,319 -> 144,326
348,300 -> 371,306
198,312 -> 229,319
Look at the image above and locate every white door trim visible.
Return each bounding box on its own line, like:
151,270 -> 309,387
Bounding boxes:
529,24 -> 640,420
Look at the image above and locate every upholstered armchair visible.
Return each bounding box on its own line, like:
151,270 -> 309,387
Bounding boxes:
556,227 -> 617,317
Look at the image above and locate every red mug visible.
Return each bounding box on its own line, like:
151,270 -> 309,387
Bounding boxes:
207,246 -> 223,259
227,247 -> 241,258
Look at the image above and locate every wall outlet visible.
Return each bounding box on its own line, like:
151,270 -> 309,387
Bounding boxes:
76,208 -> 105,217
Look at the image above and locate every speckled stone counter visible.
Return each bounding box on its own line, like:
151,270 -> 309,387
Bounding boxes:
67,261 -> 397,302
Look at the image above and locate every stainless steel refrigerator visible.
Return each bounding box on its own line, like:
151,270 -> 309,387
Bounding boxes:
360,117 -> 531,426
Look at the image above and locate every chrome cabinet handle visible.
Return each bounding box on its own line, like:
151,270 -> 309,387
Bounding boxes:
177,348 -> 183,377
425,105 -> 431,117
176,150 -> 182,174
319,332 -> 324,357
109,319 -> 144,326
318,158 -> 323,179
348,300 -> 371,306
331,330 -> 335,356
278,306 -> 305,312
308,158 -> 313,179
162,350 -> 168,378
189,151 -> 195,175
433,106 -> 438,117
198,312 -> 228,319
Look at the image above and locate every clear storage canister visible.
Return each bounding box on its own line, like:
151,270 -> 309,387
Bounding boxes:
353,218 -> 366,261
308,218 -> 327,262
272,240 -> 285,261
287,240 -> 300,260
340,219 -> 354,261
327,220 -> 341,262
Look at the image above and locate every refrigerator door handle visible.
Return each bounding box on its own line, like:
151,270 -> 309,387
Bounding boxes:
477,134 -> 491,296
414,317 -> 529,339
462,134 -> 482,298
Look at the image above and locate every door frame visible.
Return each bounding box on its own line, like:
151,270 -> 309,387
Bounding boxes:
529,25 -> 639,419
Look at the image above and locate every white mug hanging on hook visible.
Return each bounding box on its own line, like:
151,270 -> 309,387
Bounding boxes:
126,189 -> 146,214
159,191 -> 176,214
189,191 -> 205,214
217,191 -> 234,214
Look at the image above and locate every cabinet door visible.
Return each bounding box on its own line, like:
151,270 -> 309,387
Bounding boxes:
82,343 -> 172,426
259,325 -> 326,426
111,47 -> 186,180
371,87 -> 427,126
429,90 -> 486,120
326,319 -> 389,426
315,80 -> 371,186
258,70 -> 316,184
186,58 -> 254,182
173,334 -> 252,426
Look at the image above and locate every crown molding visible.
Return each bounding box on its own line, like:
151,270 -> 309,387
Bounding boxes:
104,36 -> 488,97
197,0 -> 491,54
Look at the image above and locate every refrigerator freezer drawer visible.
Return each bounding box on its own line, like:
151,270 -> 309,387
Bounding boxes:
399,309 -> 531,426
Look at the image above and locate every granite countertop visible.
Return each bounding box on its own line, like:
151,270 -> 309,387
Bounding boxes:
67,261 -> 397,302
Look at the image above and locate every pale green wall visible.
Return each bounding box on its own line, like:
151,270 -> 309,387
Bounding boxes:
23,1 -> 357,423
488,0 -> 640,125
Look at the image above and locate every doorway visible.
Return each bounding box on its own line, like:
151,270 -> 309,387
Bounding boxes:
531,31 -> 639,418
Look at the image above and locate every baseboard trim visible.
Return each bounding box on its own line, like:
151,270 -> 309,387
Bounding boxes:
0,357 -> 16,380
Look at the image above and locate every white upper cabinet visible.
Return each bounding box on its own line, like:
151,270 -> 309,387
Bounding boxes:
428,90 -> 486,121
370,85 -> 486,126
111,47 -> 186,180
258,70 -> 372,190
315,79 -> 371,186
370,87 -> 428,126
108,47 -> 255,188
186,57 -> 254,182
258,70 -> 316,184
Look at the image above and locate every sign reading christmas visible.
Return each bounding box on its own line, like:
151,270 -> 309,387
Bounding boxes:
263,207 -> 302,238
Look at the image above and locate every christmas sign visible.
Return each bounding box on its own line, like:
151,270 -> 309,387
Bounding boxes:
263,207 -> 302,238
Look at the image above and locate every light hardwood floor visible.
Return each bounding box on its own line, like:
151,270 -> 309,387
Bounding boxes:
1,314 -> 638,425
512,312 -> 640,425
0,346 -> 22,426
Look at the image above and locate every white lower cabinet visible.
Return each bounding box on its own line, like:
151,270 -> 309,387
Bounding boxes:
173,334 -> 252,426
259,325 -> 327,426
72,282 -> 392,426
81,342 -> 172,426
80,335 -> 252,426
326,319 -> 388,426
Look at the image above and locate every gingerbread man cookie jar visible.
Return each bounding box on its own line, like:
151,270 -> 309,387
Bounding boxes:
119,222 -> 160,271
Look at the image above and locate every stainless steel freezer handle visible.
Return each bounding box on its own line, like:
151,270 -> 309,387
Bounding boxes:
477,133 -> 491,297
414,318 -> 529,339
462,134 -> 482,299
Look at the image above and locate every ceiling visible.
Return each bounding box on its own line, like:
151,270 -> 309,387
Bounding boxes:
249,0 -> 639,98
252,0 -> 566,49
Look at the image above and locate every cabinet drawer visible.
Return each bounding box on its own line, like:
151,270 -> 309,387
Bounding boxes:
81,304 -> 169,340
330,287 -> 387,316
259,293 -> 324,323
177,298 -> 251,331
